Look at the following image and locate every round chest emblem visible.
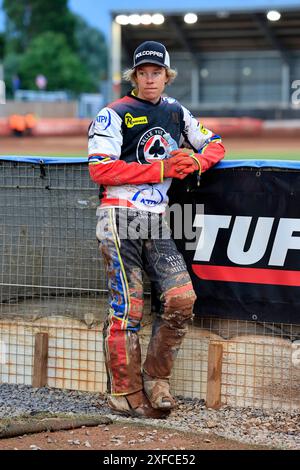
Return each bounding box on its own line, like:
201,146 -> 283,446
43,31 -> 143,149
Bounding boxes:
137,127 -> 169,164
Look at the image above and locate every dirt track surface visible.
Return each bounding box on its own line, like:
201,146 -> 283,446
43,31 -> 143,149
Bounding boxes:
0,421 -> 270,451
0,136 -> 87,156
0,135 -> 299,158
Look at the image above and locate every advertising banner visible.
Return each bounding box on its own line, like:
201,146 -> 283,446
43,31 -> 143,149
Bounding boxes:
168,161 -> 300,324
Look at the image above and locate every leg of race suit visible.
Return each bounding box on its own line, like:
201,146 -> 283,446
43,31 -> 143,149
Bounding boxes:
142,214 -> 196,388
96,208 -> 144,396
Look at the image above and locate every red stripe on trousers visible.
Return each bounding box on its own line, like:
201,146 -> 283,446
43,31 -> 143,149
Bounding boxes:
107,319 -> 129,392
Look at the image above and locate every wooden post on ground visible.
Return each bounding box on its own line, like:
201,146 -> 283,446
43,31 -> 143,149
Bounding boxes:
32,333 -> 48,388
206,341 -> 223,409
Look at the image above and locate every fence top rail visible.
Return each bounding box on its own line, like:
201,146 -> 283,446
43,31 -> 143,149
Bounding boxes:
0,156 -> 300,170
0,156 -> 87,165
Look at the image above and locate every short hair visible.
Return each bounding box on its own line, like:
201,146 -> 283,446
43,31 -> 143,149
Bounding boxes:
123,67 -> 177,86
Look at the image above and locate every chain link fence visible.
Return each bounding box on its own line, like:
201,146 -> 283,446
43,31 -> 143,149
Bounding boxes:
0,157 -> 299,411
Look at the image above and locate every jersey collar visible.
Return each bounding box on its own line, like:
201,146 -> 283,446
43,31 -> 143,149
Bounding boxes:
128,90 -> 162,106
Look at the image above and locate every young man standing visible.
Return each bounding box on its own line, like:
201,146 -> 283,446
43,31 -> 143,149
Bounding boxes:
88,41 -> 225,419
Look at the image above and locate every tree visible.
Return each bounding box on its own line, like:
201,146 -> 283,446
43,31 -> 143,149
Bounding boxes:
19,32 -> 93,94
0,33 -> 5,59
74,15 -> 107,90
2,0 -> 108,94
3,0 -> 76,52
3,53 -> 22,96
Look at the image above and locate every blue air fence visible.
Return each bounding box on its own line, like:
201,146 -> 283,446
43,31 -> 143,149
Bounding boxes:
0,156 -> 300,410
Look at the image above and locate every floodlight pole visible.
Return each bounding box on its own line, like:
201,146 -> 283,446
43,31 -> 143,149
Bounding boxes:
281,62 -> 290,109
0,64 -> 6,105
110,19 -> 122,102
191,68 -> 199,106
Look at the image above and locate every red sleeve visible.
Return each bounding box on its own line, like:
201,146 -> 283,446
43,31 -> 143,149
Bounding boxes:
200,142 -> 225,172
89,159 -> 163,186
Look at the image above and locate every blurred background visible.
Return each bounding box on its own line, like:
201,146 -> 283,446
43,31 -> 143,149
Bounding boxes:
0,0 -> 300,159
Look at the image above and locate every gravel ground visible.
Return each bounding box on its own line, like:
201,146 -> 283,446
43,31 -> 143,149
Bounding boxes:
0,384 -> 299,450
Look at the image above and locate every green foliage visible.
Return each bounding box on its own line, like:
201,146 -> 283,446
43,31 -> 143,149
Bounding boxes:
3,0 -> 76,51
0,0 -> 107,94
19,32 -> 93,93
0,33 -> 5,59
74,15 -> 107,89
3,53 -> 22,96
1,0 -> 108,94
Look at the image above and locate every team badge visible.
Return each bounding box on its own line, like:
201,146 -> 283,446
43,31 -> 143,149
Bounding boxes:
137,127 -> 170,164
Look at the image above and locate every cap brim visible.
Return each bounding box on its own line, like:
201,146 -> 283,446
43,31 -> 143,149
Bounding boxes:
133,59 -> 168,68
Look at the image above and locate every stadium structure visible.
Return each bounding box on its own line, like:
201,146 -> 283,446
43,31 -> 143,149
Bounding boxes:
0,62 -> 5,104
110,5 -> 300,119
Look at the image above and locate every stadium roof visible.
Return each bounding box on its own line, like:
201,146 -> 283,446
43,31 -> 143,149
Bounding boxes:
112,6 -> 300,64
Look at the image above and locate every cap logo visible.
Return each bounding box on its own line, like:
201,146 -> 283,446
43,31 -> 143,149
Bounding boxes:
133,41 -> 170,68
136,50 -> 163,59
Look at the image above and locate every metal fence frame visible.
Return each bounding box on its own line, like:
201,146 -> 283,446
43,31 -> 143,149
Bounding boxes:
0,157 -> 299,411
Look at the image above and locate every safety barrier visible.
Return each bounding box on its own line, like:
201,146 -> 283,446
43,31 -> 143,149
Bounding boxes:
0,156 -> 299,411
0,117 -> 262,137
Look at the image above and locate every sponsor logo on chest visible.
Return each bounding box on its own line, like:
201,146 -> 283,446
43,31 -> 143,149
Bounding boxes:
125,112 -> 148,128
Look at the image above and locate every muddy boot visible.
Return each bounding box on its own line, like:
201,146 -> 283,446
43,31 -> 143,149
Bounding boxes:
143,372 -> 177,410
107,390 -> 170,419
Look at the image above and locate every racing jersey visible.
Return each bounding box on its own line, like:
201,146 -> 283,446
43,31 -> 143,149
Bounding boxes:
88,92 -> 224,213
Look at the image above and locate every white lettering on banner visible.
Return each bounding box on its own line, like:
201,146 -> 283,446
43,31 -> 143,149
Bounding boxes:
269,218 -> 300,266
227,217 -> 274,265
193,214 -> 231,261
193,215 -> 300,267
